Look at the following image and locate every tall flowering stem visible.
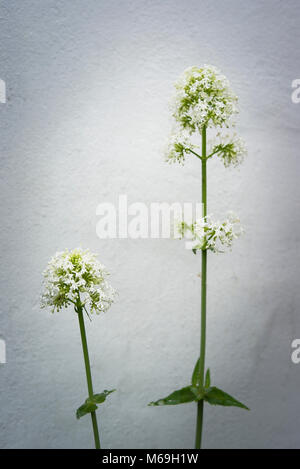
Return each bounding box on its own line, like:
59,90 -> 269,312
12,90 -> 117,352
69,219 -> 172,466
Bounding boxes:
149,66 -> 249,449
196,126 -> 207,449
41,248 -> 116,449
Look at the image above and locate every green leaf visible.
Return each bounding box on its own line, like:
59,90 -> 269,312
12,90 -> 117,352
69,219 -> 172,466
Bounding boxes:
149,386 -> 196,406
204,387 -> 249,410
191,357 -> 201,387
76,400 -> 98,419
76,389 -> 116,419
93,389 -> 116,404
205,369 -> 211,388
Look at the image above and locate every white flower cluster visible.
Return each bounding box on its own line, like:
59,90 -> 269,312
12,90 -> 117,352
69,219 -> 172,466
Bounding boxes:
172,65 -> 238,132
41,248 -> 115,314
210,133 -> 247,168
165,65 -> 246,166
178,212 -> 244,253
165,129 -> 195,164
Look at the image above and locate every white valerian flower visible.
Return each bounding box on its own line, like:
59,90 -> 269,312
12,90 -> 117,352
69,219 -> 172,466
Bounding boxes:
41,248 -> 115,314
165,128 -> 196,164
210,133 -> 247,167
165,65 -> 247,166
178,212 -> 244,253
171,65 -> 238,132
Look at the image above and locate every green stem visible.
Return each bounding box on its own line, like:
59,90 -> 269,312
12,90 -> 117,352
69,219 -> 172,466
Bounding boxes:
195,126 -> 207,450
77,304 -> 101,449
188,148 -> 202,160
195,400 -> 204,448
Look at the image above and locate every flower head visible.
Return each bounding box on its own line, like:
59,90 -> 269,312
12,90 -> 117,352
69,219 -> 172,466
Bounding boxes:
41,248 -> 115,314
210,133 -> 247,168
178,212 -> 244,253
165,128 -> 195,164
172,65 -> 238,132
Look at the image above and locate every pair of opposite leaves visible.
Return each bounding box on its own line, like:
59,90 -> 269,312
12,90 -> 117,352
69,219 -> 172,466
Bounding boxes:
77,357 -> 249,420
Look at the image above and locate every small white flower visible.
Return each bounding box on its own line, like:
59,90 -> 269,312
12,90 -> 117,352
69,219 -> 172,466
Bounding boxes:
172,65 -> 238,132
165,65 -> 246,166
165,128 -> 196,164
210,133 -> 247,167
41,248 -> 116,314
178,212 -> 244,253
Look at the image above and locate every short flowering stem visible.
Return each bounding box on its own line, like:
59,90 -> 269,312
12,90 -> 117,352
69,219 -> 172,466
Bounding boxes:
188,148 -> 202,160
195,126 -> 207,450
206,149 -> 219,159
77,303 -> 101,449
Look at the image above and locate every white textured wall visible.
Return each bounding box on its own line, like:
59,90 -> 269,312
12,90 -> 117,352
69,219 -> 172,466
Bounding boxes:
1,0 -> 300,449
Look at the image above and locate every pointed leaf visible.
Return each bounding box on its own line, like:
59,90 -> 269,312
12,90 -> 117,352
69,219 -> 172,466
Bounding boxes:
76,389 -> 116,419
204,387 -> 249,410
149,386 -> 196,406
76,400 -> 98,419
191,357 -> 201,387
205,369 -> 211,388
93,389 -> 116,404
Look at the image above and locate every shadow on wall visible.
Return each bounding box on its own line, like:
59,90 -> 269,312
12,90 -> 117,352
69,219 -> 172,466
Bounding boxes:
250,282 -> 296,377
